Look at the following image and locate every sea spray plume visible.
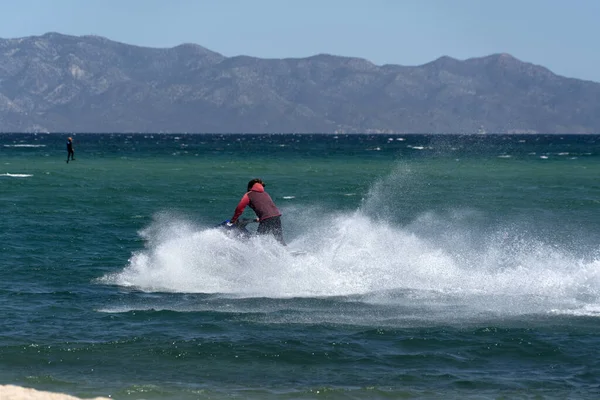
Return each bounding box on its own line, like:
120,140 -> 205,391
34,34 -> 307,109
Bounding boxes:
100,212 -> 341,296
404,209 -> 600,301
136,211 -> 197,249
100,209 -> 454,297
99,190 -> 600,317
351,165 -> 600,315
359,163 -> 417,223
99,212 -> 220,291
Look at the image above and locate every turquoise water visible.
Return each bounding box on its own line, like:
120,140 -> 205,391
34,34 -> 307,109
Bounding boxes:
1,133 -> 600,399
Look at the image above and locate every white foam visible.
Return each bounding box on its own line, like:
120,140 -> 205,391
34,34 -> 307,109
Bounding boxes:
550,303 -> 600,317
3,144 -> 46,148
99,169 -> 600,319
0,173 -> 33,178
98,209 -> 600,317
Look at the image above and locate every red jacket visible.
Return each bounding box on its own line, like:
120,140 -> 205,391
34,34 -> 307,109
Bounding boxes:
231,183 -> 281,223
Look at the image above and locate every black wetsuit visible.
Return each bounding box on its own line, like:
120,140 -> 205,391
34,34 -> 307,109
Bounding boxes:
66,140 -> 74,162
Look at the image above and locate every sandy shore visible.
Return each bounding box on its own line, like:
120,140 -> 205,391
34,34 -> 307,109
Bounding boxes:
0,385 -> 110,400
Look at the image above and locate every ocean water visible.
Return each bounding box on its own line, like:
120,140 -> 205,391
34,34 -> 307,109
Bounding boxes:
1,133 -> 599,399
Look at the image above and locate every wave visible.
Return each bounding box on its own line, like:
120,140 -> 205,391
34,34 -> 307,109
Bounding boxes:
0,173 -> 33,178
3,144 -> 46,148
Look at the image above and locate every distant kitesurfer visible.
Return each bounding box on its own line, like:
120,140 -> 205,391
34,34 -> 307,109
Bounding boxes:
66,137 -> 75,163
230,178 -> 286,245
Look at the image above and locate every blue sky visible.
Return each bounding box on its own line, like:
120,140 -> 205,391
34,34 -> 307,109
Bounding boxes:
1,0 -> 598,82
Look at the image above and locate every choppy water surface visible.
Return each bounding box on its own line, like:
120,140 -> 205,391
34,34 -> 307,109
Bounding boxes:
1,133 -> 599,399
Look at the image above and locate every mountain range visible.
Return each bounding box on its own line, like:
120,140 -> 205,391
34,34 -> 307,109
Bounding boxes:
0,32 -> 599,134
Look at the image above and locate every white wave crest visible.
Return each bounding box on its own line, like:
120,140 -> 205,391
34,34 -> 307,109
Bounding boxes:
3,144 -> 46,148
0,173 -> 33,178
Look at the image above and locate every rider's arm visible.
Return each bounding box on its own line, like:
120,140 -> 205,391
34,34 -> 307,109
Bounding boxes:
231,193 -> 250,223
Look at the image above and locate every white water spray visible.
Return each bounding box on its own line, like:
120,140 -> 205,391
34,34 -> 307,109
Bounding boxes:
99,167 -> 600,318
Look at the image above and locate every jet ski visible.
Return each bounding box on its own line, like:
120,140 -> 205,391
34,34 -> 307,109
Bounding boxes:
216,218 -> 307,256
215,218 -> 257,240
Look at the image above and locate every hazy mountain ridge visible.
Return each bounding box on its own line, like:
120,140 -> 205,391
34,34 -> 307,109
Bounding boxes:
0,32 -> 598,133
